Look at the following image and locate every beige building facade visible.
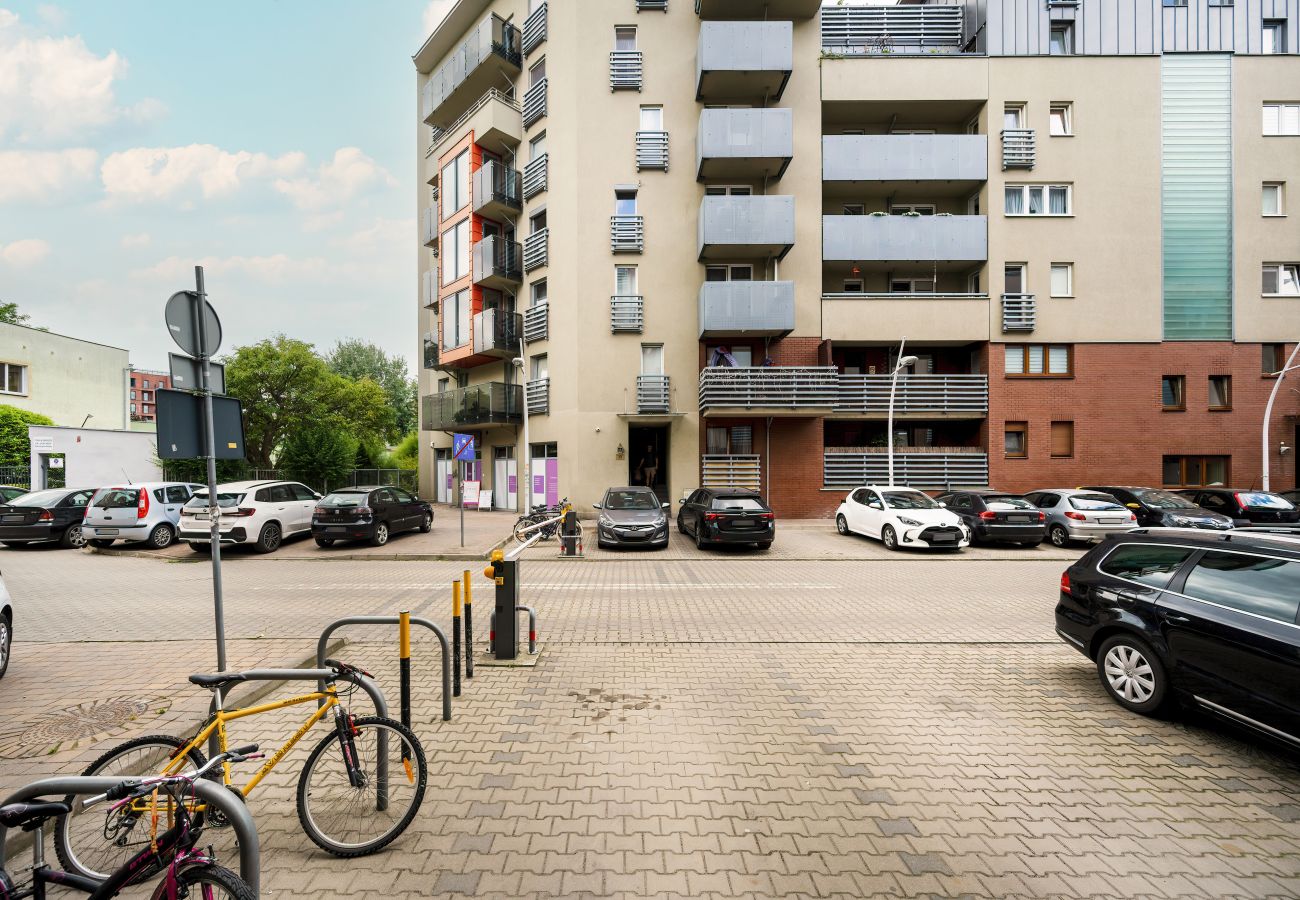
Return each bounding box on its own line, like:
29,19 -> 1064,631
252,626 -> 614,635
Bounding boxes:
0,323 -> 130,430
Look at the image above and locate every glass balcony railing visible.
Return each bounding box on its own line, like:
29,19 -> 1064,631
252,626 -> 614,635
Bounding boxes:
422,382 -> 522,430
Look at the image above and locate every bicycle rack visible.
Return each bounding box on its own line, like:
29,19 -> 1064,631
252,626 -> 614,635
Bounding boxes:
0,775 -> 261,896
315,617 -> 453,723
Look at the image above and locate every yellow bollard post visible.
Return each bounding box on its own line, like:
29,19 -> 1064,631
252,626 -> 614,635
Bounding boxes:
463,569 -> 474,678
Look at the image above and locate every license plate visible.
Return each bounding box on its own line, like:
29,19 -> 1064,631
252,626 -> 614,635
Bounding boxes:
1099,518 -> 1125,525
731,520 -> 754,528
931,534 -> 956,543
1008,516 -> 1030,524
2,515 -> 23,523
193,513 -> 208,520
327,526 -> 346,533
97,528 -> 119,536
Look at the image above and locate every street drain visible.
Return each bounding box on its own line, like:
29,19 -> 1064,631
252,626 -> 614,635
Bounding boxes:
0,697 -> 169,759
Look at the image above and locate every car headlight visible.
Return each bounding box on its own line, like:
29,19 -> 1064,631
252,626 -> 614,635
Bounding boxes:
598,515 -> 613,527
897,516 -> 923,527
1166,515 -> 1191,527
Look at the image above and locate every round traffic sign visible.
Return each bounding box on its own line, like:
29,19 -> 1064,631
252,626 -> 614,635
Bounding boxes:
165,291 -> 223,358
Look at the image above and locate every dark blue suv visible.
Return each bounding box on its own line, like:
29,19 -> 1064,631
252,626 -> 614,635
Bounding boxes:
1056,529 -> 1300,748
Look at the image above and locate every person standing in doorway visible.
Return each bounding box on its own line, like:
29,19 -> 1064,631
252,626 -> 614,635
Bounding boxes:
639,445 -> 659,487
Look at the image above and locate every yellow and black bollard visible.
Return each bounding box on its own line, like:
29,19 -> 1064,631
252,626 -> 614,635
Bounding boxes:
463,569 -> 474,679
398,610 -> 412,768
452,581 -> 462,697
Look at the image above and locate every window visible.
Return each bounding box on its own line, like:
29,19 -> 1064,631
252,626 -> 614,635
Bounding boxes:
889,203 -> 935,215
166,486 -> 191,504
530,354 -> 548,381
1161,375 -> 1186,410
1182,551 -> 1300,624
1099,545 -> 1195,590
1050,421 -> 1074,458
1005,344 -> 1072,376
131,390 -> 137,400
1003,103 -> 1025,130
530,209 -> 547,234
890,279 -> 935,294
1162,0 -> 1187,5
615,265 -> 638,295
1263,182 -> 1285,216
1004,422 -> 1028,458
529,57 -> 546,86
842,203 -> 865,216
615,188 -> 638,216
1162,455 -> 1229,487
130,403 -> 137,414
639,105 -> 663,132
640,344 -> 664,375
1262,263 -> 1300,295
705,264 -> 752,282
1005,184 -> 1071,216
1208,375 -> 1232,410
1263,343 -> 1286,374
1049,23 -> 1073,55
1049,103 -> 1072,136
707,345 -> 752,367
1050,263 -> 1073,297
0,362 -> 26,395
1263,20 -> 1287,54
1005,263 -> 1025,294
440,150 -> 469,218
1263,103 -> 1300,136
441,288 -> 471,350
841,279 -> 863,293
529,132 -> 546,160
531,279 -> 547,307
614,25 -> 637,51
441,219 -> 470,284
705,185 -> 752,196
143,380 -> 151,389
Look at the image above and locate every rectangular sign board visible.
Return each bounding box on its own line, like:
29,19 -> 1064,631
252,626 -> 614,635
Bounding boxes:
155,388 -> 247,460
168,353 -> 226,394
452,432 -> 475,461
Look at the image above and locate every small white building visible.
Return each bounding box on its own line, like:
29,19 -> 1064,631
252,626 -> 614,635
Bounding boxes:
27,424 -> 162,491
0,323 -> 130,429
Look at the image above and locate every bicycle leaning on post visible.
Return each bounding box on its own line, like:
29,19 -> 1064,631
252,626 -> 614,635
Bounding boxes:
512,496 -> 570,543
53,661 -> 428,881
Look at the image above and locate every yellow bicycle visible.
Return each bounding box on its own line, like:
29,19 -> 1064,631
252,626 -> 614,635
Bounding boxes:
54,661 -> 427,881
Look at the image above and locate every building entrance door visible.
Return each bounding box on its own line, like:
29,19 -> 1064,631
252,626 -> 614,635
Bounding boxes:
628,424 -> 669,503
493,445 -> 517,510
434,449 -> 452,504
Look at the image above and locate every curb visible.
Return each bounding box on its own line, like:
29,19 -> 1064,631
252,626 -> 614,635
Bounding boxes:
86,546 -> 509,564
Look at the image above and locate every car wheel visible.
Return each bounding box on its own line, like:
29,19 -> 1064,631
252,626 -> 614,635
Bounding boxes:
835,514 -> 850,536
881,525 -> 899,551
1049,524 -> 1071,547
88,539 -> 115,549
315,537 -> 335,548
61,524 -> 86,549
1096,634 -> 1169,715
148,523 -> 175,549
370,522 -> 389,547
419,513 -> 433,534
254,522 -> 282,554
0,611 -> 11,679
695,528 -> 709,551
188,542 -> 211,553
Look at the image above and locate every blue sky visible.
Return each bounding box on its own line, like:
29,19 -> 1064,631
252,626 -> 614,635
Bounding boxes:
0,1 -> 446,372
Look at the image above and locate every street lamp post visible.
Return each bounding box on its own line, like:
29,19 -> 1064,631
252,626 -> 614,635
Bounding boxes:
514,340 -> 530,514
887,339 -> 919,486
1262,342 -> 1300,492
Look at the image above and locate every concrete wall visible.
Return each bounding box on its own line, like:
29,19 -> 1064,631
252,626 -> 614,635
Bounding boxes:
27,425 -> 162,491
0,324 -> 130,429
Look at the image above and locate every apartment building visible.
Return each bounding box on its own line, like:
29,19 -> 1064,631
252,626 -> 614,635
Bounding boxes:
414,0 -> 1300,517
0,323 -> 131,430
129,369 -> 173,424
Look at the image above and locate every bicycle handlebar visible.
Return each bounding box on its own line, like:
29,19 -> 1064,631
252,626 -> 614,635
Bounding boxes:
83,744 -> 263,808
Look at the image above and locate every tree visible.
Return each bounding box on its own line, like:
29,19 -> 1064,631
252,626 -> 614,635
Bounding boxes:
385,432 -> 420,471
0,303 -> 31,327
323,339 -> 418,438
278,426 -> 358,493
0,405 -> 53,467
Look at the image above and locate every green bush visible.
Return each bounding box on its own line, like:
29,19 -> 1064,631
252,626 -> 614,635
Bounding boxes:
0,405 -> 54,467
385,433 -> 420,471
278,427 -> 358,493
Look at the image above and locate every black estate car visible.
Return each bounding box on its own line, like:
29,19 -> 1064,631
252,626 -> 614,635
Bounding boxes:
935,490 -> 1047,545
1082,486 -> 1234,530
1056,529 -> 1300,748
0,488 -> 96,548
677,488 -> 774,550
1174,488 -> 1300,527
311,486 -> 432,547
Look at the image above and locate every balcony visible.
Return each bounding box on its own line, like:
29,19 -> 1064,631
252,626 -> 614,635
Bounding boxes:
823,449 -> 989,489
522,1 -> 546,57
472,161 -> 521,221
526,378 -> 549,415
611,215 -> 645,253
696,0 -> 820,18
522,153 -> 548,199
1001,294 -> 1037,332
422,207 -> 438,247
820,292 -> 990,343
637,0 -> 669,9
697,108 -> 792,180
431,89 -> 522,156
820,5 -> 965,56
422,382 -> 522,431
699,366 -> 838,417
698,281 -> 794,338
472,235 -> 522,289
822,214 -> 987,263
611,295 -> 644,333
833,374 -> 989,419
637,375 -> 671,413
422,332 -> 439,369
699,195 -> 795,261
610,51 -> 644,91
471,308 -> 523,358
701,454 -> 761,491
422,15 -> 522,130
1001,129 -> 1035,169
822,134 -> 986,184
635,131 -> 669,172
523,78 -> 547,128
523,228 -> 549,272
523,303 -> 548,343
696,21 -> 792,102
422,271 -> 436,308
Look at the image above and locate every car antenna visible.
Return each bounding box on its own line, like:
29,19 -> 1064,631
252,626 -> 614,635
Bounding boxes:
121,469 -> 133,485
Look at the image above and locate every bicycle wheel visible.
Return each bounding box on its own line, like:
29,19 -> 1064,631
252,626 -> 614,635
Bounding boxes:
55,734 -> 207,880
513,515 -> 536,543
296,715 -> 427,857
151,864 -> 255,900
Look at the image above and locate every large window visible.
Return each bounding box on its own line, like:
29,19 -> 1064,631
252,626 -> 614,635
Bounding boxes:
1263,103 -> 1300,136
1005,184 -> 1071,216
1161,375 -> 1186,411
1005,344 -> 1072,377
1182,551 -> 1300,624
0,362 -> 26,395
1162,455 -> 1229,487
441,289 -> 471,350
1262,263 -> 1300,295
440,150 -> 469,219
440,219 -> 471,284
615,188 -> 638,216
1099,545 -> 1194,590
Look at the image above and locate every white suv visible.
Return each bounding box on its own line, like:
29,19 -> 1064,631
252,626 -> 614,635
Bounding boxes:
84,482 -> 204,549
178,480 -> 321,554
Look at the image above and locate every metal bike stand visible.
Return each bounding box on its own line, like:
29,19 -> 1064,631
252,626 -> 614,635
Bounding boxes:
315,617 -> 453,723
0,776 -> 261,897
488,605 -> 539,655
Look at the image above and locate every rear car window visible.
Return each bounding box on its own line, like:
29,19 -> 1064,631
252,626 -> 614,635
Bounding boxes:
1098,544 -> 1195,589
320,492 -> 367,508
986,497 -> 1035,511
1070,494 -> 1125,511
1237,492 -> 1295,510
165,486 -> 190,503
1181,551 -> 1300,624
9,489 -> 71,507
185,492 -> 244,509
94,488 -> 139,509
711,497 -> 765,511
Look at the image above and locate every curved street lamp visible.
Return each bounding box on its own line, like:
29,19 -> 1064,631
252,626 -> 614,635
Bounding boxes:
888,339 -> 919,486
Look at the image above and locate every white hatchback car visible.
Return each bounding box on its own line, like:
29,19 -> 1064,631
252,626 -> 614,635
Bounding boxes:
835,485 -> 971,551
84,482 -> 205,549
178,480 -> 321,554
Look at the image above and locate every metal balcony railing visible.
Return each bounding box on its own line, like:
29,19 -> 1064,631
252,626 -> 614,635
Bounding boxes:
701,454 -> 761,491
471,308 -> 523,356
823,449 -> 990,488
611,215 -> 645,253
526,378 -> 550,415
635,131 -> 669,171
834,374 -> 989,416
610,51 -> 644,91
422,271 -> 436,308
1001,294 -> 1037,332
1001,129 -> 1036,169
522,153 -> 548,199
472,161 -> 522,217
472,235 -> 522,285
638,0 -> 669,9
422,16 -> 522,126
523,302 -> 548,343
422,207 -> 437,246
523,228 -> 549,272
422,382 -> 522,430
422,332 -> 439,369
610,295 -> 644,333
820,5 -> 965,55
522,2 -> 546,57
698,366 -> 839,412
523,78 -> 547,128
637,375 -> 671,413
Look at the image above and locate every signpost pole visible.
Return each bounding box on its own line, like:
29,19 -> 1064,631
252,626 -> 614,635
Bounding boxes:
194,266 -> 227,672
459,458 -> 464,548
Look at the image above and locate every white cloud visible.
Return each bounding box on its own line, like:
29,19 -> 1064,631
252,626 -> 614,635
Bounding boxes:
101,144 -> 307,204
120,232 -> 150,249
1,238 -> 52,267
423,0 -> 455,37
0,148 -> 98,203
133,253 -> 338,285
331,217 -> 412,254
35,4 -> 67,28
272,147 -> 396,212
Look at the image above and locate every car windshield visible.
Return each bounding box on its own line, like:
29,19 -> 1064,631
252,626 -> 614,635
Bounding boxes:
184,491 -> 244,509
985,496 -> 1035,511
884,491 -> 939,510
319,492 -> 367,508
7,489 -> 68,507
711,497 -> 765,511
1237,492 -> 1295,510
93,488 -> 139,509
1070,494 -> 1126,511
1133,489 -> 1198,509
605,491 -> 659,510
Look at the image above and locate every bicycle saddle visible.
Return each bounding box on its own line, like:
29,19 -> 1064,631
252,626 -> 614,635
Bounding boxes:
0,800 -> 71,829
188,672 -> 248,690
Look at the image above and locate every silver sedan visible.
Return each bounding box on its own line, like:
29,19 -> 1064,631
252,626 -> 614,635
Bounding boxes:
1023,489 -> 1137,547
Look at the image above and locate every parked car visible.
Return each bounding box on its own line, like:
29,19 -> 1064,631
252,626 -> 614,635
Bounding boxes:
311,486 -> 433,547
1081,485 -> 1234,531
1023,489 -> 1137,547
593,486 -> 669,550
0,570 -> 12,679
84,482 -> 204,549
0,486 -> 26,503
835,485 -> 969,551
1173,488 -> 1300,527
178,480 -> 321,554
677,488 -> 774,550
0,487 -> 96,548
1055,528 -> 1300,749
935,490 -> 1046,546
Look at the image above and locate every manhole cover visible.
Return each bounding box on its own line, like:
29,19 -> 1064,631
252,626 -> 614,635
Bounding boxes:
0,697 -> 170,759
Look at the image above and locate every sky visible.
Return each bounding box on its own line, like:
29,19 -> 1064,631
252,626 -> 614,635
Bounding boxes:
0,0 -> 454,373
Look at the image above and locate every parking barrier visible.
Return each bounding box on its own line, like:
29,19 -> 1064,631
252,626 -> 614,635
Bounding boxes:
484,533 -> 544,660
488,605 -> 539,655
315,616 -> 452,723
463,570 -> 474,679
452,582 -> 462,698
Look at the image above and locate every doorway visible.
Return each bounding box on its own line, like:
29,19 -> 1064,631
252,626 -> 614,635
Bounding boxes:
628,425 -> 669,502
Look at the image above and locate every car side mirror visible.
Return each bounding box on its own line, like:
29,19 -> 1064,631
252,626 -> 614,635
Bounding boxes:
662,503 -> 670,509
313,493 -> 322,500
937,501 -> 947,507
592,502 -> 602,509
